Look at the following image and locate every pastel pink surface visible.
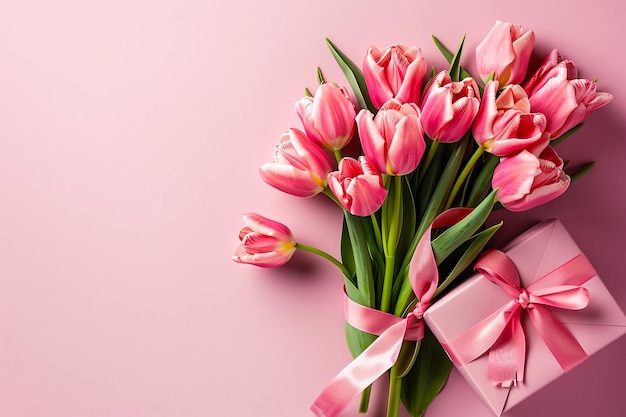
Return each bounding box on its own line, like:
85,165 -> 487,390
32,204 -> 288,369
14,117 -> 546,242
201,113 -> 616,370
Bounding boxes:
1,1 -> 625,417
423,220 -> 626,415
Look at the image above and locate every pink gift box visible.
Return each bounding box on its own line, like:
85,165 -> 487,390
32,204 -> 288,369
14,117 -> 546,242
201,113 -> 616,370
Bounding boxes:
423,219 -> 626,416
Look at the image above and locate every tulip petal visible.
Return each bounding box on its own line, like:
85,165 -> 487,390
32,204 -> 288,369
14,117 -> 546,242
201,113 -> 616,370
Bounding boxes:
387,114 -> 424,175
529,78 -> 578,135
493,151 -> 540,203
347,176 -> 388,216
509,30 -> 535,84
242,212 -> 293,240
476,21 -> 515,80
363,47 -> 394,109
357,109 -> 388,172
260,163 -> 324,197
396,52 -> 426,104
473,81 -> 499,146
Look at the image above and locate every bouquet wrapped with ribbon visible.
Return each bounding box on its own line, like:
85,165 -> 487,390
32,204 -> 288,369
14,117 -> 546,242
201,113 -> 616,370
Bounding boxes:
233,20 -> 615,417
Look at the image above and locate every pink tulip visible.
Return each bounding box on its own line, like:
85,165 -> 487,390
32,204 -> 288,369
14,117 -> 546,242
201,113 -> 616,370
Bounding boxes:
473,81 -> 547,156
362,44 -> 427,108
328,156 -> 388,216
295,83 -> 356,151
420,70 -> 480,143
356,99 -> 425,176
233,213 -> 297,267
260,128 -> 333,197
493,146 -> 570,212
524,49 -> 613,139
476,20 -> 535,86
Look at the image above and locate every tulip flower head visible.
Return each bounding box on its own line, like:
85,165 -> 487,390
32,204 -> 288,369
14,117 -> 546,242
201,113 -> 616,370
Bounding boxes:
493,146 -> 570,212
260,128 -> 333,197
420,70 -> 480,143
524,49 -> 613,139
473,81 -> 547,157
295,83 -> 356,151
233,213 -> 297,267
356,99 -> 425,176
363,44 -> 427,108
328,156 -> 388,217
476,20 -> 535,86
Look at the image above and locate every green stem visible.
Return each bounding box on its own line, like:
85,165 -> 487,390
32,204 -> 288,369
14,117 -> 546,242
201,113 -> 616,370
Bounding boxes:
344,211 -> 376,307
370,214 -> 383,252
295,243 -> 351,279
386,176 -> 403,254
333,149 -> 343,164
380,176 -> 403,313
418,140 -> 439,182
445,146 -> 484,209
380,255 -> 395,313
323,187 -> 342,207
359,385 -> 372,413
386,364 -> 403,417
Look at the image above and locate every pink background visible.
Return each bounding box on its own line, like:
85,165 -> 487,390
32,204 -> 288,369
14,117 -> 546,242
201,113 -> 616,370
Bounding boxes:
1,1 -> 624,417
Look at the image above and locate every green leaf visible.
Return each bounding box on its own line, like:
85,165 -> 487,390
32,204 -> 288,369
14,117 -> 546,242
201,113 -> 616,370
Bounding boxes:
466,153 -> 499,208
432,35 -> 472,80
434,222 -> 502,297
344,212 -> 376,307
304,87 -> 313,97
431,189 -> 498,264
395,340 -> 421,378
552,123 -> 584,146
568,161 -> 596,183
401,329 -> 453,417
325,38 -> 376,112
317,66 -> 325,84
340,218 -> 356,276
448,34 -> 466,82
396,177 -> 417,271
345,322 -> 377,358
345,322 -> 377,413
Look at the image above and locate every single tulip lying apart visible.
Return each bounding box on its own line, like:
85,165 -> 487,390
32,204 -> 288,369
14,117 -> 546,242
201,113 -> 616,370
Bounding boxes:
233,213 -> 297,267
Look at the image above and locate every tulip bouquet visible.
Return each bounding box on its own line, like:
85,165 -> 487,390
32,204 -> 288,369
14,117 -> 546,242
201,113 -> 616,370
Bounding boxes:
233,21 -> 612,417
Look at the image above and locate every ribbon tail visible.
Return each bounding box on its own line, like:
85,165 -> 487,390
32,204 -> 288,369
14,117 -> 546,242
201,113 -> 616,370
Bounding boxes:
528,304 -> 587,371
310,320 -> 407,417
488,310 -> 526,387
443,301 -> 518,366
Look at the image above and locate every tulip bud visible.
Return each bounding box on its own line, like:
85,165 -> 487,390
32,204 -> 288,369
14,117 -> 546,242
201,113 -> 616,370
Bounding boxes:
295,83 -> 356,151
233,213 -> 297,267
473,81 -> 547,156
493,146 -> 570,212
420,70 -> 480,143
524,49 -> 613,139
363,44 -> 427,108
260,128 -> 333,197
328,156 -> 388,217
476,20 -> 535,86
356,99 -> 425,176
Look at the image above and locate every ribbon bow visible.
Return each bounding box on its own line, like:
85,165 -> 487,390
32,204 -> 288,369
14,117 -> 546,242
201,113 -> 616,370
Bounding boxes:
443,249 -> 594,387
311,209 -> 471,417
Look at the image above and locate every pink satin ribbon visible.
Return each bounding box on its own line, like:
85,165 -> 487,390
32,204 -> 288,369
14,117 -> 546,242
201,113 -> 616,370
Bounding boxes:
311,209 -> 472,417
443,249 -> 595,387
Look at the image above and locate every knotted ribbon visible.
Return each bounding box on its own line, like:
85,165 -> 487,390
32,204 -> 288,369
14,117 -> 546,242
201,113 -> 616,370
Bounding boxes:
311,208 -> 472,417
443,249 -> 595,387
